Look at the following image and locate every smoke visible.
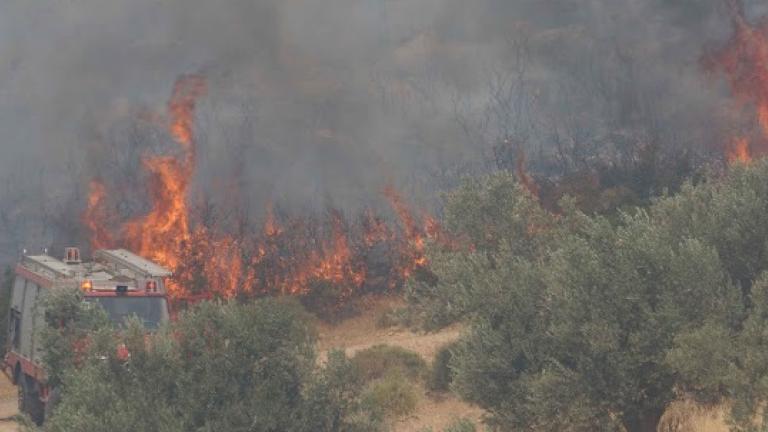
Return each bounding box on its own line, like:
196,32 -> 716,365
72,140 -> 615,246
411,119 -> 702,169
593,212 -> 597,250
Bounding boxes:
0,0 -> 761,263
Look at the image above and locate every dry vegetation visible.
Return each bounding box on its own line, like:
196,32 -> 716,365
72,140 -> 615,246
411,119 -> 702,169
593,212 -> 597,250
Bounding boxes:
658,400 -> 729,432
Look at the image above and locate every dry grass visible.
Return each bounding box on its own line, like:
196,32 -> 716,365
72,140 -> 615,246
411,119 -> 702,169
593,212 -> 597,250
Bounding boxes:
317,296 -> 485,431
316,296 -> 464,362
658,399 -> 729,432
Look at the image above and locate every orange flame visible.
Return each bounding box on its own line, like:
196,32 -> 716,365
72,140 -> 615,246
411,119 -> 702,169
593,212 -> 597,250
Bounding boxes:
363,210 -> 392,247
384,186 -> 441,278
83,180 -> 114,250
515,148 -> 540,198
710,0 -> 768,163
727,137 -> 752,163
263,202 -> 282,237
84,76 -> 462,308
119,75 -> 206,298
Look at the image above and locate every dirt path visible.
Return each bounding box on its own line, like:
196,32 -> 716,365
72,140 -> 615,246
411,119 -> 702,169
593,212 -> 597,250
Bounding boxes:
0,373 -> 19,432
316,298 -> 734,432
317,297 -> 485,432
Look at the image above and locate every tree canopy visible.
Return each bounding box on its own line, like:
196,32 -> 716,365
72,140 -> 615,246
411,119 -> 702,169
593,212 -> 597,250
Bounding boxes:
40,292 -> 381,432
408,162 -> 768,432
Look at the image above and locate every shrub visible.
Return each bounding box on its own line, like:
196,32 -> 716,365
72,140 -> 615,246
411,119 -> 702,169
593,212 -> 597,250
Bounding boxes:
352,344 -> 428,382
375,306 -> 418,330
42,294 -> 383,432
362,371 -> 419,418
428,342 -> 457,392
300,279 -> 360,323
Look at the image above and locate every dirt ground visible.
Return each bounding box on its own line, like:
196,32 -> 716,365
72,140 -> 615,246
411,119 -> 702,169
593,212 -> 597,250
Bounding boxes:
317,296 -> 733,432
317,297 -> 485,432
316,298 -> 464,361
0,372 -> 18,432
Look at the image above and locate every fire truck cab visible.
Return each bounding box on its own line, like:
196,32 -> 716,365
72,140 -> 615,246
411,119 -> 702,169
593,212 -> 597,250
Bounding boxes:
5,247 -> 171,423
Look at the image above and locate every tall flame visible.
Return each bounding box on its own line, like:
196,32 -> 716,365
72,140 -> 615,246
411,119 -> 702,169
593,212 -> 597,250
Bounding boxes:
384,186 -> 442,278
83,179 -> 113,250
515,148 -> 540,198
710,0 -> 768,163
727,137 -> 752,164
84,75 -> 462,308
121,75 -> 206,298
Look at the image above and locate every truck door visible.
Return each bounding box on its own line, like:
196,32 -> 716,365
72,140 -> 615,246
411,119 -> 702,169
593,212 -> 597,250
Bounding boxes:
20,281 -> 38,359
8,277 -> 26,352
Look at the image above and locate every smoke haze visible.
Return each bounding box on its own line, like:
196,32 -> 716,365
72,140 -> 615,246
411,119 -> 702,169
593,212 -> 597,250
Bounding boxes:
0,0 -> 763,263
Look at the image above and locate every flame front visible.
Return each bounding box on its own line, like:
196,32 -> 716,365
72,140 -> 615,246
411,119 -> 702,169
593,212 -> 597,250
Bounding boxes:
727,137 -> 752,164
83,75 -> 455,306
121,75 -> 205,298
515,148 -> 540,198
83,180 -> 113,250
711,0 -> 768,163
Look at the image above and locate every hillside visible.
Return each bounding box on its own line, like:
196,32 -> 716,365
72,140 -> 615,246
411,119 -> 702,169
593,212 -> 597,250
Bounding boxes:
316,297 -> 732,432
317,297 -> 484,431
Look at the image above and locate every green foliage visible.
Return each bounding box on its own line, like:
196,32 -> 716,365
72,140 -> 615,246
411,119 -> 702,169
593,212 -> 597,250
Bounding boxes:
348,345 -> 427,421
667,272 -> 768,431
40,288 -> 111,388
428,342 -> 456,393
351,344 -> 428,382
650,161 -> 768,288
410,163 -> 768,431
406,173 -> 561,329
300,279 -> 359,323
442,172 -> 557,256
362,371 -> 419,418
301,350 -> 384,432
42,295 -> 382,432
374,306 -> 412,329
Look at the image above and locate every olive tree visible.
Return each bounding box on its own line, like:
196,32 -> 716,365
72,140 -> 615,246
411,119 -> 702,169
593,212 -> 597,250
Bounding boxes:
40,292 -> 381,432
413,164 -> 768,431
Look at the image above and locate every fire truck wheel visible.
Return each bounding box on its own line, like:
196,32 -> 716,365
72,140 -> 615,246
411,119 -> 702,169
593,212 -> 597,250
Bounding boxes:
19,376 -> 44,425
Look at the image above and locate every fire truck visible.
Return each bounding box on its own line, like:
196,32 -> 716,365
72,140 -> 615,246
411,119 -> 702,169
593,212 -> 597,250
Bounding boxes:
5,247 -> 171,423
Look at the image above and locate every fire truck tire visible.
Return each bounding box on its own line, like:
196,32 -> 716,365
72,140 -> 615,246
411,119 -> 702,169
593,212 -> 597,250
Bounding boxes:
19,375 -> 44,425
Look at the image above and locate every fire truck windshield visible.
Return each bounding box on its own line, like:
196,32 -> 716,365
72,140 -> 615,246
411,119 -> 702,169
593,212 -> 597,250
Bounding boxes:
86,297 -> 169,330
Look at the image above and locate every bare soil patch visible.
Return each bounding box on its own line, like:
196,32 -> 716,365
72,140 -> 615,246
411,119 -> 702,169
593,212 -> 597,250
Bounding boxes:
317,296 -> 485,431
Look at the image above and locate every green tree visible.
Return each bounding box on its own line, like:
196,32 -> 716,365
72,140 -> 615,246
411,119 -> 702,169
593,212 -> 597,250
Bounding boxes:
412,165 -> 768,431
667,271 -> 768,431
406,173 -> 559,328
41,292 -> 381,432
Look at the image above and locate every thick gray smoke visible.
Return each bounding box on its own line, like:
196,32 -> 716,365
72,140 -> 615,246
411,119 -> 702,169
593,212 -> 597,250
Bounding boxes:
0,0 -> 761,264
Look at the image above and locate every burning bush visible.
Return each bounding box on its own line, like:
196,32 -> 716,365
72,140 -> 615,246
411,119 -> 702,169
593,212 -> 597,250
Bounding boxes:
82,76 -> 461,318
